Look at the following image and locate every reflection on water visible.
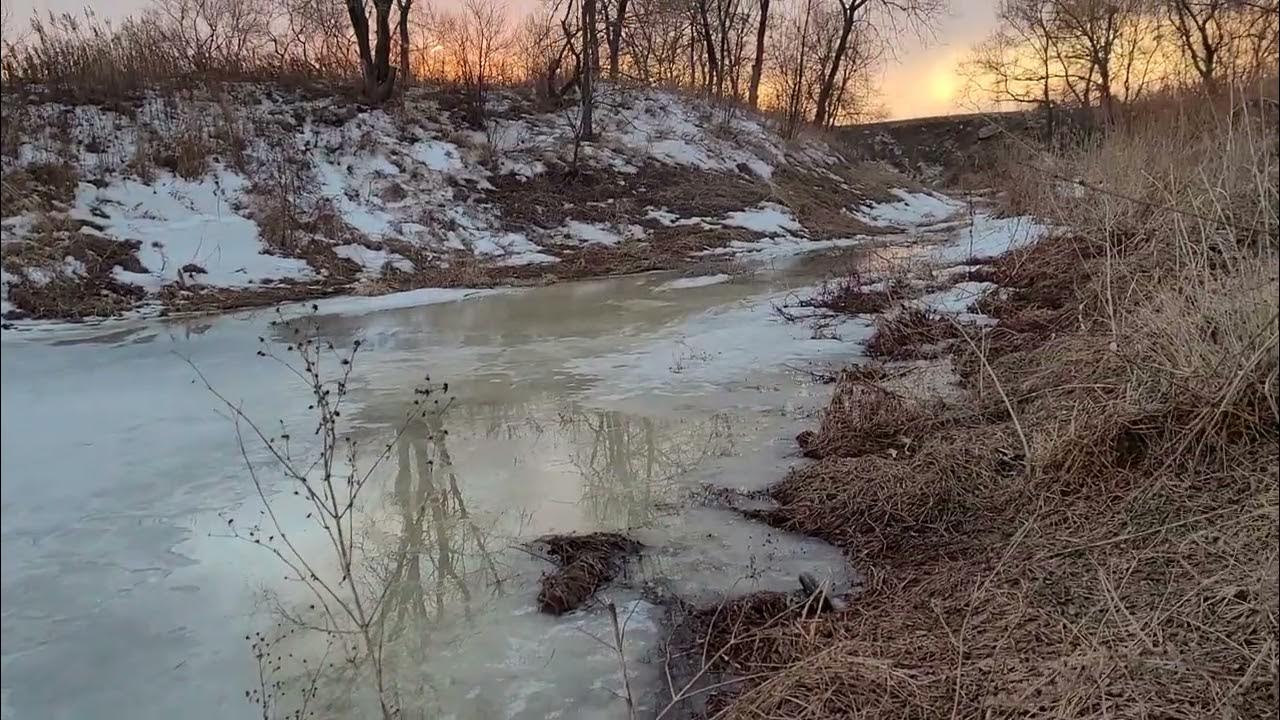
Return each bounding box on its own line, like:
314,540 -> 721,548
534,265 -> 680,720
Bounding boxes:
568,410 -> 736,528
2,251 -> 879,720
256,384 -> 740,718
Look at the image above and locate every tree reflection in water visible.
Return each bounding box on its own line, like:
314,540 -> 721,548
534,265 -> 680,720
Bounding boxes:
266,394 -> 738,717
567,408 -> 738,528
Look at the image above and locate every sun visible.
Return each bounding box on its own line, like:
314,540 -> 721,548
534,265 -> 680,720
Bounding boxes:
929,68 -> 957,105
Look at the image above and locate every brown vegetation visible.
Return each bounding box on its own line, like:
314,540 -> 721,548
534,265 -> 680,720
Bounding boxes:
535,532 -> 641,615
865,307 -> 964,359
674,91 -> 1280,719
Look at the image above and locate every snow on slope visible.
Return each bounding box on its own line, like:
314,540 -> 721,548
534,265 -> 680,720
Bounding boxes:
69,169 -> 312,289
2,83 -> 1049,322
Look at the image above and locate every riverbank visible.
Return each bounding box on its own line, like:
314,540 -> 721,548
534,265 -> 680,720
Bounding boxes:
669,93 -> 1279,718
1,82 -> 913,323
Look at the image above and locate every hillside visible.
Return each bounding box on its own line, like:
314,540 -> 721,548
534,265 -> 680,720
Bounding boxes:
0,83 -> 907,322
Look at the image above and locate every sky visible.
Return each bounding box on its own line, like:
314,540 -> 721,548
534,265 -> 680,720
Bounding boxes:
4,0 -> 998,120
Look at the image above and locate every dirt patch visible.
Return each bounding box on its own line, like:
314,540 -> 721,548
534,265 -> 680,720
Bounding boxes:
534,532 -> 641,615
154,281 -> 340,316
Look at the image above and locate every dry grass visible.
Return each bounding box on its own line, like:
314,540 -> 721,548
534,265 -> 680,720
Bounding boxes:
795,379 -> 946,460
769,165 -> 881,240
535,532 -> 641,615
674,90 -> 1280,719
490,163 -> 769,231
866,307 -> 966,359
797,269 -> 910,315
0,161 -> 81,217
0,215 -> 148,319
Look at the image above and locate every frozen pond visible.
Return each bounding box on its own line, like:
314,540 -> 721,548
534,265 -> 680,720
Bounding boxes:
1,253 -> 877,720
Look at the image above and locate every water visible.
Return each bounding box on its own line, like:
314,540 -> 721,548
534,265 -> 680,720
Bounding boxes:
1,255 -> 875,720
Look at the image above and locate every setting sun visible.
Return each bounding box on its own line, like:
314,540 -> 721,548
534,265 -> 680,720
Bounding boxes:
928,67 -> 957,104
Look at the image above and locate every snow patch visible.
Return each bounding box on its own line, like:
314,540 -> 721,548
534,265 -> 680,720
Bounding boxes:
721,203 -> 802,235
915,281 -> 996,314
655,274 -> 731,291
69,170 -> 312,290
303,287 -> 509,317
928,214 -> 1049,264
559,221 -> 646,246
857,189 -> 961,228
333,244 -> 414,275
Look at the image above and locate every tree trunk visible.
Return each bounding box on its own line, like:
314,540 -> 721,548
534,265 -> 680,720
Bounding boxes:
697,0 -> 720,92
347,0 -> 398,102
747,0 -> 769,108
607,0 -> 629,79
582,0 -> 597,140
814,0 -> 864,127
397,0 -> 412,85
346,0 -> 375,80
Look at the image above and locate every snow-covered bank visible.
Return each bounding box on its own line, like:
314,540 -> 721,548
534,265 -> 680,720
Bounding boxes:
1,83 -> 906,322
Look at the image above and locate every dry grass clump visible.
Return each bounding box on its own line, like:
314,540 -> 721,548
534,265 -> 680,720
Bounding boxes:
865,307 -> 964,359
796,378 -> 945,460
798,269 -> 914,316
0,161 -> 81,217
535,532 -> 641,615
755,432 -> 1011,553
676,91 -> 1279,720
1,215 -> 147,318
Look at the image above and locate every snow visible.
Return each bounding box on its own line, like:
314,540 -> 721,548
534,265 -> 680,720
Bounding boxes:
333,244 -> 414,275
915,281 -> 996,314
600,90 -> 789,178
411,140 -> 464,171
559,221 -> 644,246
469,231 -> 546,258
655,274 -> 731,291
644,208 -> 709,228
707,235 -> 869,259
721,203 -> 803,235
857,189 -> 961,228
301,286 -> 509,317
927,214 -> 1049,264
69,169 -> 312,289
499,251 -> 560,266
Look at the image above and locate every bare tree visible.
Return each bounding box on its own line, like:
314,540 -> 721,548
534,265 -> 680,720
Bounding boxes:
155,0 -> 271,72
811,0 -> 939,126
1164,0 -> 1279,90
440,0 -> 511,125
962,0 -> 1063,137
694,0 -> 721,91
395,0 -> 414,84
346,0 -> 397,102
746,0 -> 770,106
602,0 -> 631,78
581,0 -> 598,138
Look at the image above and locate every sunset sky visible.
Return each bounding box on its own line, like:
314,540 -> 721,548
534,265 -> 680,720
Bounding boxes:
5,0 -> 998,119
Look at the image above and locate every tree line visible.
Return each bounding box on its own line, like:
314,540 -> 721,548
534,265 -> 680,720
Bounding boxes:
963,0 -> 1279,129
1,0 -> 942,134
